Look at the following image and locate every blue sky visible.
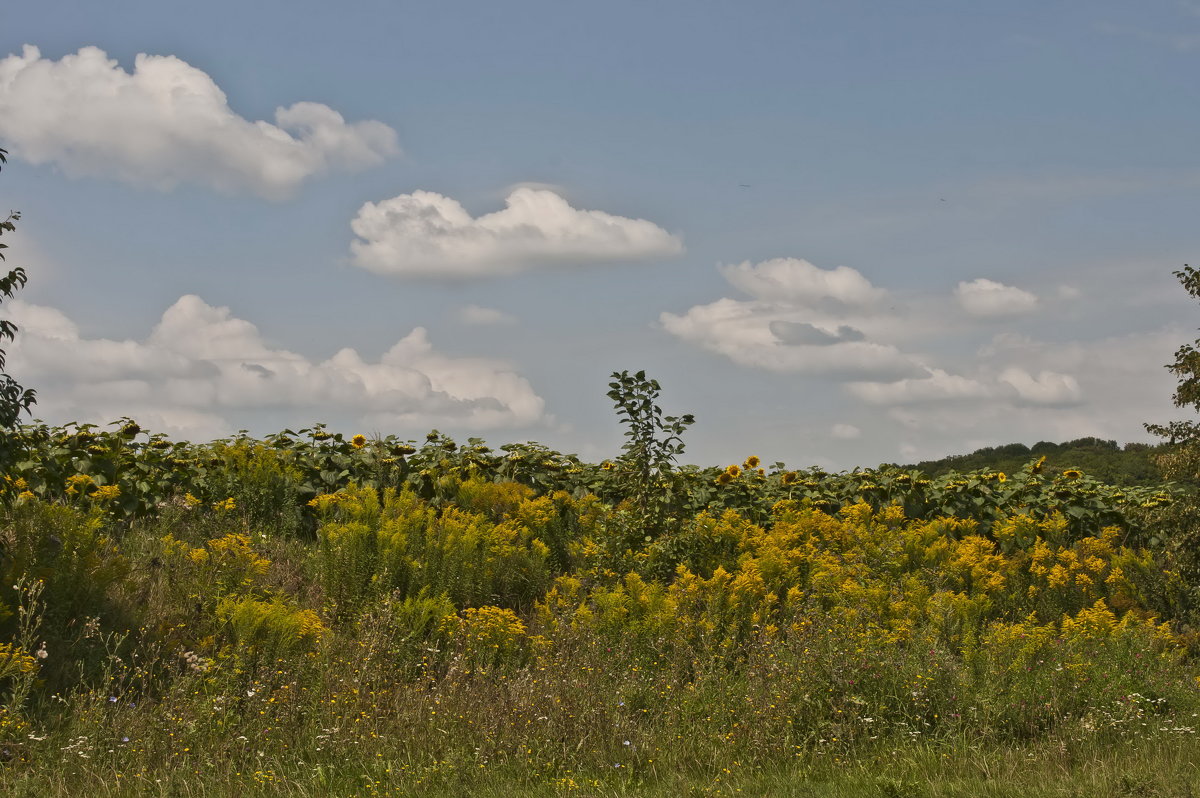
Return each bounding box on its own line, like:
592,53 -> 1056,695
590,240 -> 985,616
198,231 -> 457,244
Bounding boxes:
2,1 -> 1198,468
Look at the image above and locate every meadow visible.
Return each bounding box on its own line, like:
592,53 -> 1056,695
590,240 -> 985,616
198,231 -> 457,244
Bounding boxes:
0,373 -> 1198,796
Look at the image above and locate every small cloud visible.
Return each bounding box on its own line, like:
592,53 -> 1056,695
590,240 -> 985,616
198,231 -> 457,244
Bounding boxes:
349,187 -> 683,279
719,258 -> 885,307
998,367 -> 1083,406
0,45 -> 398,199
456,304 -> 517,326
1057,284 -> 1081,300
847,369 -> 992,405
830,423 -> 861,440
955,278 -> 1038,317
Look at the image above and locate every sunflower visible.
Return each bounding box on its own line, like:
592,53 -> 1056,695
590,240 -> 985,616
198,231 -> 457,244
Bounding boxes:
781,471 -> 798,485
1032,455 -> 1047,475
716,472 -> 734,485
601,461 -> 615,471
351,434 -> 368,448
997,472 -> 1007,482
744,455 -> 761,470
1062,469 -> 1083,480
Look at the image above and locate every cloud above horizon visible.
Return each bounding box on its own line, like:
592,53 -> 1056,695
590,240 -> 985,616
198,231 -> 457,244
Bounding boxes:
955,278 -> 1038,317
661,258 -> 923,380
348,187 -> 683,278
0,45 -> 399,198
5,295 -> 545,440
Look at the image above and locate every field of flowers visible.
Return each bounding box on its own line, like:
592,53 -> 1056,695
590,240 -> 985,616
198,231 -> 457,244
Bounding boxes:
0,386 -> 1198,796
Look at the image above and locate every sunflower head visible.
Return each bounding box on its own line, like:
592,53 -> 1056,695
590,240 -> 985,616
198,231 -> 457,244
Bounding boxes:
1032,455 -> 1047,474
725,464 -> 741,478
781,471 -> 798,485
351,434 -> 368,449
1062,469 -> 1083,480
744,455 -> 761,470
716,472 -> 734,486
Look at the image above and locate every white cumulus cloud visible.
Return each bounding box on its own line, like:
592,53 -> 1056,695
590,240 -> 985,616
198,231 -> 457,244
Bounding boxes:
348,187 -> 683,278
847,369 -> 994,405
954,278 -> 1038,317
0,45 -> 399,198
661,258 -> 921,380
997,367 -> 1083,406
719,258 -> 885,307
5,295 -> 545,440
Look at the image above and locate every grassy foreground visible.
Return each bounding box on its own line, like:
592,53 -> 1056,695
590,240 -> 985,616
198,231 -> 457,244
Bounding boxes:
2,735 -> 1200,796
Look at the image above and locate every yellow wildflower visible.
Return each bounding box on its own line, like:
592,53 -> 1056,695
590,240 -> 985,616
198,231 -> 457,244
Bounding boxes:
725,464 -> 741,478
92,485 -> 121,502
744,455 -> 760,470
351,434 -> 367,448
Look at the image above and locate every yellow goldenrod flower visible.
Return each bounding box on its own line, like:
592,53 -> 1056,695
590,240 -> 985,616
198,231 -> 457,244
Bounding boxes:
92,485 -> 121,502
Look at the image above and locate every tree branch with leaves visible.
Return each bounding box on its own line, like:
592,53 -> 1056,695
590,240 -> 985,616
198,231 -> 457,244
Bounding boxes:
0,147 -> 37,433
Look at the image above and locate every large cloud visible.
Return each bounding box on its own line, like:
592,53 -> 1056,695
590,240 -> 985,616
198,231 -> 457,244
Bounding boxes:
5,295 -> 545,440
348,187 -> 683,278
0,45 -> 399,198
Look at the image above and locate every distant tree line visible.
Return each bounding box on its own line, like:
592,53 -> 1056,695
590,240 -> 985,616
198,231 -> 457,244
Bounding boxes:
898,437 -> 1175,487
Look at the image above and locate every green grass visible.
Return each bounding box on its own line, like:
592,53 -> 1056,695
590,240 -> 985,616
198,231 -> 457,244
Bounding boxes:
2,734 -> 1199,797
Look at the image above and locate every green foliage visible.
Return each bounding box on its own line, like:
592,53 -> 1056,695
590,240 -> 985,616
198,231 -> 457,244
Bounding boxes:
0,148 -> 36,437
605,369 -> 694,537
1147,265 -> 1200,444
905,437 -> 1171,487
